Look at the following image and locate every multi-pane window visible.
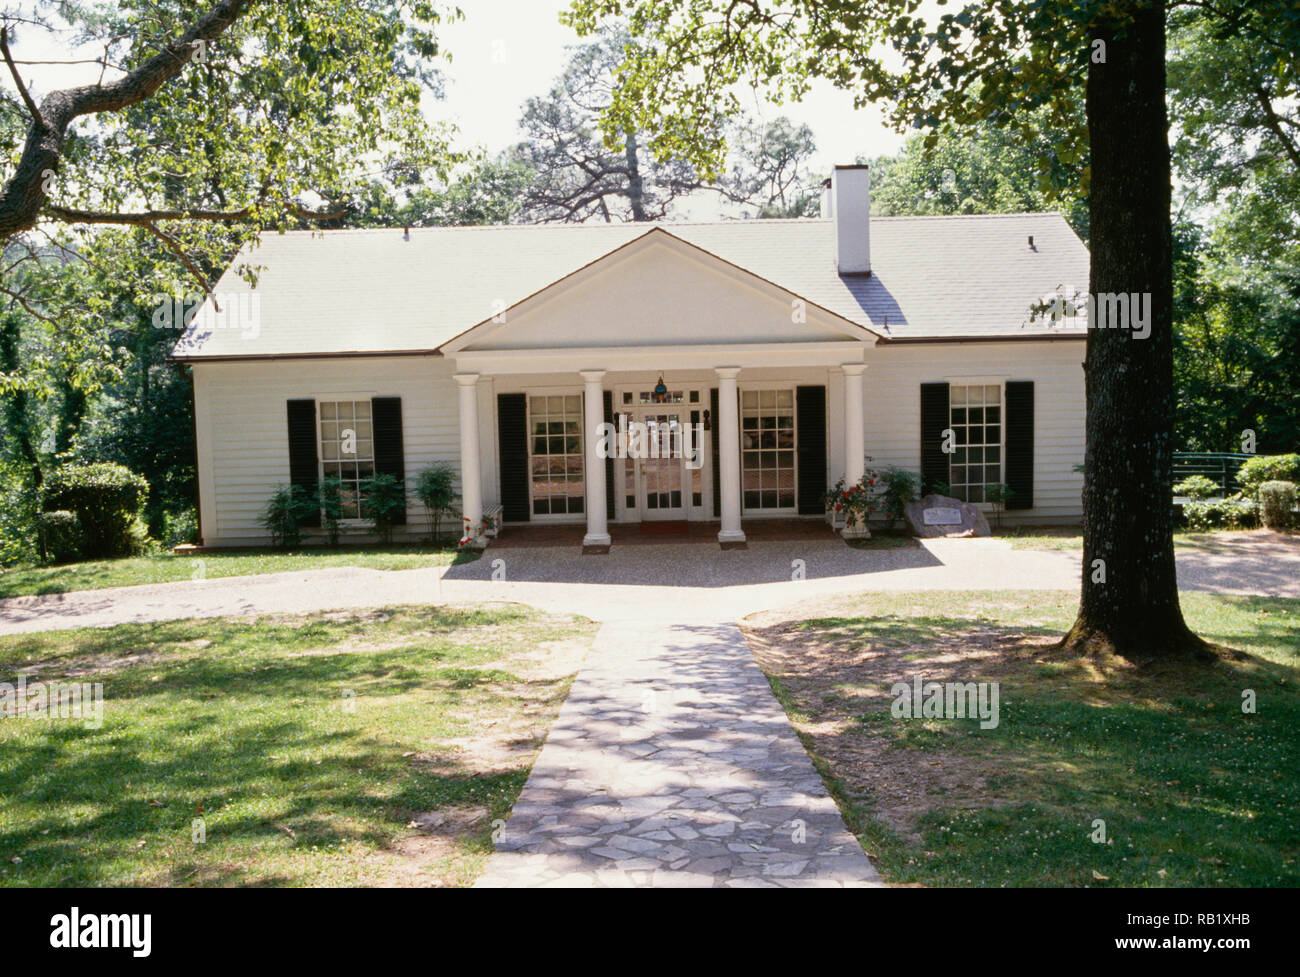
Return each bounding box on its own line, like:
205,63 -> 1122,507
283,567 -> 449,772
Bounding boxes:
741,389 -> 796,510
949,384 -> 1002,502
319,401 -> 374,518
529,395 -> 584,516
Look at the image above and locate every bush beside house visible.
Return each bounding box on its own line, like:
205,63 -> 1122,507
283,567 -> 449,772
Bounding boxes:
42,462 -> 150,560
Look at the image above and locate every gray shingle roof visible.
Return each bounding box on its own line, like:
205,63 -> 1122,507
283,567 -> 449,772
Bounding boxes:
171,213 -> 1089,359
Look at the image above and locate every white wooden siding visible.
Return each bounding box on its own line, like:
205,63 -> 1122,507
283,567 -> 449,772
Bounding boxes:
192,343 -> 1085,545
193,356 -> 462,545
862,340 -> 1086,524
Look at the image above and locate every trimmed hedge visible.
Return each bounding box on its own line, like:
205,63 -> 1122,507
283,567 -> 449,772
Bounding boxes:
37,510 -> 82,563
43,463 -> 150,559
1259,481 -> 1297,530
1180,498 -> 1257,532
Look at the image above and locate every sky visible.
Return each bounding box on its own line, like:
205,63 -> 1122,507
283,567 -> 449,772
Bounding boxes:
8,0 -> 910,215
430,0 -> 908,170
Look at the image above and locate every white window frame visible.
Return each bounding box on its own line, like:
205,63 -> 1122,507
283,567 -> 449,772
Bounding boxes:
316,394 -> 379,525
947,380 -> 1005,505
525,387 -> 587,523
738,383 -> 798,516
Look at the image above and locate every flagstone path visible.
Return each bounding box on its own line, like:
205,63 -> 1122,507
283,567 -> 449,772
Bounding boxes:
474,619 -> 883,888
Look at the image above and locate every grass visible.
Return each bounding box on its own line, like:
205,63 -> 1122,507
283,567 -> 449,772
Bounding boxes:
0,546 -> 478,600
743,590 -> 1300,887
1001,526 -> 1279,550
0,604 -> 597,887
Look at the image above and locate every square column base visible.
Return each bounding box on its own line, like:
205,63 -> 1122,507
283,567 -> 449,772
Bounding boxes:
718,529 -> 747,550
582,533 -> 612,555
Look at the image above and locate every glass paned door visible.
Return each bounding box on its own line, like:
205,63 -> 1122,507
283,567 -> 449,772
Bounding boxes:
633,410 -> 687,520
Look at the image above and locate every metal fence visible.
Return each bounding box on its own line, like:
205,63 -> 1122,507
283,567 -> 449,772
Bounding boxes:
1172,452 -> 1251,496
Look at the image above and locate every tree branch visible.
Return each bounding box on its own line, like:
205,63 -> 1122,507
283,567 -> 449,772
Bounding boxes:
140,222 -> 213,302
0,0 -> 253,240
1,27 -> 42,125
1252,83 -> 1300,173
45,201 -> 349,226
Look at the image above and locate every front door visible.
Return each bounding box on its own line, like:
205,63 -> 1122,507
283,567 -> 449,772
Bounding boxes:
634,410 -> 687,521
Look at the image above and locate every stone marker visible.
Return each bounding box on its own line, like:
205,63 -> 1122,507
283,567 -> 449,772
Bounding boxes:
903,494 -> 991,538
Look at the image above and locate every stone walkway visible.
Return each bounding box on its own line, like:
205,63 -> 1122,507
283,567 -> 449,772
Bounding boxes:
474,619 -> 882,888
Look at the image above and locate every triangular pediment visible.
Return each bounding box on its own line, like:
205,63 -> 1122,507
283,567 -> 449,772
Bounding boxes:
439,228 -> 879,353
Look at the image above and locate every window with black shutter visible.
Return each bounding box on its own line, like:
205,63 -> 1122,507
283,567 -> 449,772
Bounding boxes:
286,399 -> 321,528
710,387 -> 720,517
919,382 -> 950,495
602,391 -> 615,521
497,393 -> 529,522
796,385 -> 827,514
1004,381 -> 1035,509
371,396 -> 406,525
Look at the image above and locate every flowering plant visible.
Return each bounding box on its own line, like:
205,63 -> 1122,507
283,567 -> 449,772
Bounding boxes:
823,470 -> 880,528
458,513 -> 497,548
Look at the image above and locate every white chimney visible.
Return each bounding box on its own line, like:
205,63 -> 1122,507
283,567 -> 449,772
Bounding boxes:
825,164 -> 871,275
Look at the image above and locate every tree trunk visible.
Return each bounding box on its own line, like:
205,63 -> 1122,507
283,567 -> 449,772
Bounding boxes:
1061,0 -> 1210,661
624,130 -> 648,221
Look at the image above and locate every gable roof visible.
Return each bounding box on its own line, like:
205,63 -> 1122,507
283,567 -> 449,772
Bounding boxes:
439,226 -> 882,354
171,212 -> 1089,360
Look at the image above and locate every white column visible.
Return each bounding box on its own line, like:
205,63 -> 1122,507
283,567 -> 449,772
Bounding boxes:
580,370 -> 611,549
715,367 -> 746,545
843,364 -> 866,486
455,373 -> 484,543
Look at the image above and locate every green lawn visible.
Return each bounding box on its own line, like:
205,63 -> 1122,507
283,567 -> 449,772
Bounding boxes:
0,605 -> 596,887
0,547 -> 477,600
1001,527 -> 1266,550
744,590 -> 1300,887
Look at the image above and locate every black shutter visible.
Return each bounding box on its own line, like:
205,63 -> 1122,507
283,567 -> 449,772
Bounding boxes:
796,385 -> 827,514
603,391 -> 615,521
286,399 -> 321,528
1004,381 -> 1034,510
710,387 -> 721,517
920,382 -> 950,495
371,397 -> 406,525
497,393 -> 529,522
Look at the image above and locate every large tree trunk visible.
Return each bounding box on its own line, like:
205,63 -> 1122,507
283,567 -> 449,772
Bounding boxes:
1061,0 -> 1210,661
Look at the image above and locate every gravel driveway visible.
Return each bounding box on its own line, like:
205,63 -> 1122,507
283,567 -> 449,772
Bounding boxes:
0,531 -> 1295,635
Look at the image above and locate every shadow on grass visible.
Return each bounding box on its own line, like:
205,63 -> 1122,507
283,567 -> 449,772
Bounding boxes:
753,601 -> 1300,887
0,605 -> 585,887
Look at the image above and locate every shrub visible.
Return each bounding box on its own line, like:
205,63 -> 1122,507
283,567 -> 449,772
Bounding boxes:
160,508 -> 198,548
318,476 -> 344,547
43,462 -> 150,559
260,485 -> 315,548
416,463 -> 457,544
360,473 -> 406,543
38,510 -> 81,563
1173,474 -> 1218,500
0,461 -> 39,567
1237,454 -> 1300,500
984,482 -> 1016,528
1259,481 -> 1297,530
878,468 -> 919,528
1181,498 -> 1257,532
